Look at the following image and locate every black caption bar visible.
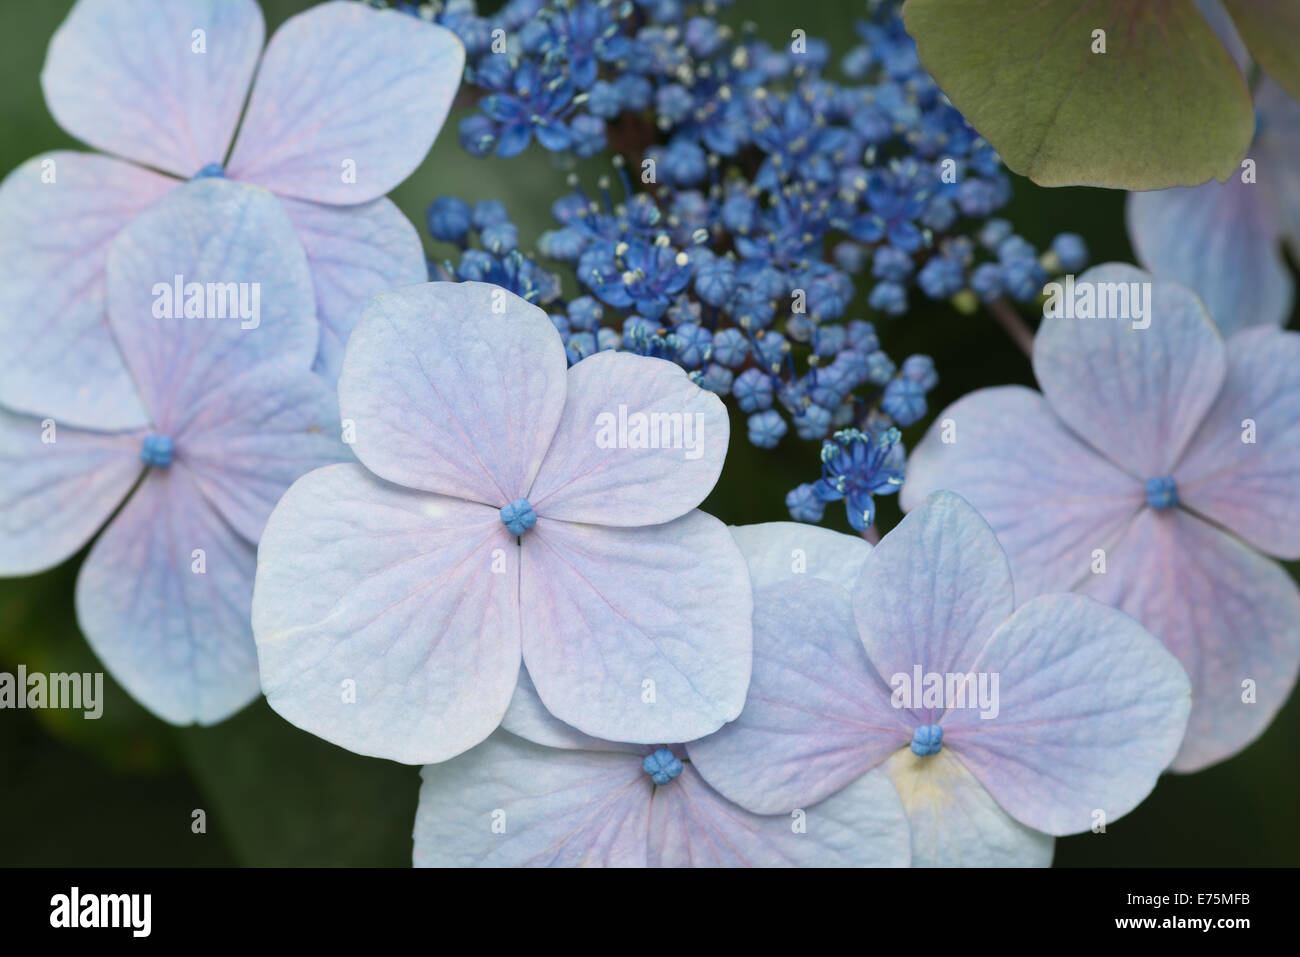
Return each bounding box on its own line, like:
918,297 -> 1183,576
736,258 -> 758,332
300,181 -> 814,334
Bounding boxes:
0,866 -> 1284,944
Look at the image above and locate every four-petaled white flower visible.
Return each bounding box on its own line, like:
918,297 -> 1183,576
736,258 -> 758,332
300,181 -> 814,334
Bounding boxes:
253,281 -> 753,764
0,0 -> 464,435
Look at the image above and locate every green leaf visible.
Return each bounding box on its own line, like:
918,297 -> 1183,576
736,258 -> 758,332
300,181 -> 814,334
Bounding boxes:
1222,0 -> 1300,103
903,0 -> 1254,189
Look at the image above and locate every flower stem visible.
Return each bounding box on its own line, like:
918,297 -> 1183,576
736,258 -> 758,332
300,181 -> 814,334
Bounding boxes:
987,298 -> 1034,357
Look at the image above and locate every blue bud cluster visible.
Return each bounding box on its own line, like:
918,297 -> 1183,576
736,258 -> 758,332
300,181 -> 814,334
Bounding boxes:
394,0 -> 1089,529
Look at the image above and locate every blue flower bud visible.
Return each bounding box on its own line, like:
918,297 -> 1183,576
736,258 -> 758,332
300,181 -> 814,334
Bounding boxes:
642,748 -> 684,785
917,256 -> 964,300
711,328 -> 749,368
911,724 -> 943,756
472,200 -> 510,231
427,196 -> 473,243
871,246 -> 914,283
480,221 -> 518,254
786,482 -> 827,522
747,409 -> 787,449
733,368 -> 775,413
699,362 -> 734,396
901,354 -> 938,392
673,322 -> 712,368
1051,232 -> 1089,273
694,256 -> 737,306
969,262 -> 1003,302
499,497 -> 537,536
794,403 -> 832,440
882,377 -> 927,427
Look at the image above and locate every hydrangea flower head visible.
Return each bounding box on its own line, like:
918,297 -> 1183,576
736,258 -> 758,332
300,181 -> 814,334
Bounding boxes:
252,281 -> 752,764
0,179 -> 344,723
422,0 -> 1100,515
904,263 -> 1300,771
0,0 -> 464,431
411,673 -> 910,868
689,495 -> 1191,866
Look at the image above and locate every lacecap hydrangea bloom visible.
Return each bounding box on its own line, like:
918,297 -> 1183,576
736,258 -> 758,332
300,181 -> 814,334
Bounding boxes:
411,673 -> 910,868
0,179 -> 343,723
413,0 -> 1092,519
1126,2 -> 1300,335
904,264 -> 1300,772
252,281 -> 752,764
0,0 -> 462,433
688,494 -> 1191,866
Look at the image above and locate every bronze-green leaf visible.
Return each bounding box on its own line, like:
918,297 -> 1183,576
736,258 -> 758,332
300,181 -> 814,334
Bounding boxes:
903,0 -> 1254,189
1222,0 -> 1300,104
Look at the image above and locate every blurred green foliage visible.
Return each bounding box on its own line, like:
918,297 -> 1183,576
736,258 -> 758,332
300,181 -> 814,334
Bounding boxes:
1,0 -> 1296,867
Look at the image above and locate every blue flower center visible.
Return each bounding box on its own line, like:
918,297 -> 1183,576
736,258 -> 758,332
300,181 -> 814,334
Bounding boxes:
642,748 -> 683,785
499,497 -> 537,536
140,433 -> 174,468
1145,476 -> 1179,510
193,162 -> 226,179
910,724 -> 943,757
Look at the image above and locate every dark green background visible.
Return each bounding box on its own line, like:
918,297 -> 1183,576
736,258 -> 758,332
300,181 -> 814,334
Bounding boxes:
1,0 -> 1296,866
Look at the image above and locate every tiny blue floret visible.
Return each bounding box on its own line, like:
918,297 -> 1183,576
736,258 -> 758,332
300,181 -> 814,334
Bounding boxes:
642,747 -> 684,785
140,433 -> 174,468
911,724 -> 943,757
499,497 -> 537,536
1145,476 -> 1179,510
192,162 -> 225,179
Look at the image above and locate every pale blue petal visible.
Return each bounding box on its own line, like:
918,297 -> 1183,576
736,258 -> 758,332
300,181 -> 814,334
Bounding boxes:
227,1 -> 464,204
414,732 -> 651,867
337,281 -> 567,506
0,408 -> 141,576
1255,78 -> 1300,258
527,351 -> 730,526
75,466 -> 260,724
414,731 -> 910,868
1176,327 -> 1300,558
1034,264 -> 1226,478
853,491 -> 1015,719
252,463 -> 520,764
944,594 -> 1190,836
901,386 -> 1143,602
1126,178 -> 1291,335
650,765 -> 910,867
105,178 -> 318,431
520,510 -> 752,745
687,577 -> 907,814
175,359 -> 346,543
881,748 -> 1054,867
42,0 -> 264,178
278,196 -> 428,385
0,152 -> 170,430
500,666 -> 628,752
1083,508 -> 1300,772
728,521 -> 872,593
